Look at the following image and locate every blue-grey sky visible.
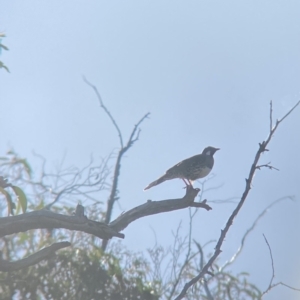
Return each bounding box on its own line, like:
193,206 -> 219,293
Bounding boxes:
1,1 -> 300,299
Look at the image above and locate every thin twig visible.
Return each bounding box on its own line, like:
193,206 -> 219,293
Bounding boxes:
83,76 -> 124,148
260,234 -> 300,297
221,196 -> 294,270
83,77 -> 150,251
272,282 -> 300,292
270,100 -> 273,133
167,209 -> 194,299
0,242 -> 70,272
263,234 -> 275,290
277,100 -> 300,124
103,113 -> 149,222
256,163 -> 279,171
194,241 -> 214,300
124,113 -> 150,150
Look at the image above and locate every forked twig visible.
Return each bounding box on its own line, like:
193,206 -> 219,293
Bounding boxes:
84,77 -> 150,251
261,234 -> 300,297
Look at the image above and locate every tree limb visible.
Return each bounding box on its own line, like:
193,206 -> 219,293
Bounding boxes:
0,242 -> 70,272
109,186 -> 210,232
175,100 -> 300,300
103,113 -> 150,226
83,77 -> 124,147
0,206 -> 124,240
261,234 -> 300,297
83,77 -> 150,250
0,187 -> 211,245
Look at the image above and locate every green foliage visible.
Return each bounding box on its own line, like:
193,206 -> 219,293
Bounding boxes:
0,179 -> 27,215
11,186 -> 28,213
0,245 -> 160,300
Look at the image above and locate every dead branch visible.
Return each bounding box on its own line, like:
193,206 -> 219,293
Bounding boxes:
194,241 -> 214,300
109,186 -> 211,232
83,77 -> 124,147
262,234 -> 275,294
221,196 -> 294,270
104,113 -> 149,224
175,100 -> 300,300
0,242 -> 70,272
256,162 -> 279,171
167,187 -> 210,300
84,77 -> 150,251
0,188 -> 212,272
0,187 -> 210,249
0,206 -> 124,240
269,100 -> 273,133
261,234 -> 300,297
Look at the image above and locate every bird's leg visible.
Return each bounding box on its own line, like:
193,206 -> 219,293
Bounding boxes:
182,178 -> 189,185
182,178 -> 189,188
188,179 -> 193,186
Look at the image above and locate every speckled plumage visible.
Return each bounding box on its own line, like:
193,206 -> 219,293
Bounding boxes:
144,146 -> 219,190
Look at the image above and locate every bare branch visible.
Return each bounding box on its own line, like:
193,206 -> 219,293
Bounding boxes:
167,209 -> 194,299
194,241 -> 214,300
221,196 -> 294,270
270,100 -> 273,133
271,282 -> 300,292
263,234 -> 275,291
256,162 -> 279,171
260,234 -> 300,297
83,79 -> 150,251
0,242 -> 70,272
109,186 -> 210,232
104,114 -> 149,219
124,113 -> 150,150
0,205 -> 124,240
102,112 -> 149,250
83,76 -> 124,148
174,101 -> 300,300
277,100 -> 300,124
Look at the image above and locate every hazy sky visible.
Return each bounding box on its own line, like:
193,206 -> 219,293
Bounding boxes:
1,1 -> 300,299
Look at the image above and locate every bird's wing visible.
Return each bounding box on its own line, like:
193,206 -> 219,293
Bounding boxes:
166,154 -> 203,174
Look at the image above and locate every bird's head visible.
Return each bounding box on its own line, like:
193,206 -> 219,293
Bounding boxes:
202,146 -> 220,156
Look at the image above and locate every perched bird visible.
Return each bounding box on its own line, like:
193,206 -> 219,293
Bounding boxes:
144,146 -> 219,190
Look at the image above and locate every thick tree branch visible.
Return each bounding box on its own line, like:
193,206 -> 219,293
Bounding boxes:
0,206 -> 124,240
0,186 -> 212,258
175,100 -> 300,300
109,186 -> 211,232
0,242 -> 70,272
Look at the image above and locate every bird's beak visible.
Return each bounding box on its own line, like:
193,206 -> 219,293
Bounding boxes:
215,148 -> 220,151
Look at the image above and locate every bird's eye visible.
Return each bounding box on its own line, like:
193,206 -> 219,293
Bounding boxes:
205,151 -> 211,155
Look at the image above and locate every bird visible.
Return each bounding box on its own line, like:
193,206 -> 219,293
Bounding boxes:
144,146 -> 219,190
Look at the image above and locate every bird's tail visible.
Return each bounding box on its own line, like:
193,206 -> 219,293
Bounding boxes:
144,174 -> 169,190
